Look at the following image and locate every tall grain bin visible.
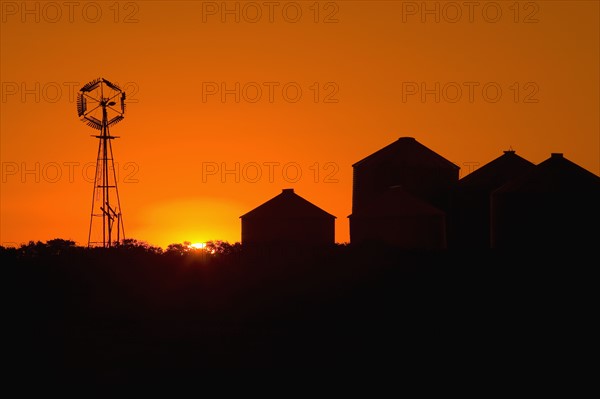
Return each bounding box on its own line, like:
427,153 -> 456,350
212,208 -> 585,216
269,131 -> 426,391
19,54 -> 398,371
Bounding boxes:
491,153 -> 600,249
352,137 -> 459,214
451,150 -> 534,249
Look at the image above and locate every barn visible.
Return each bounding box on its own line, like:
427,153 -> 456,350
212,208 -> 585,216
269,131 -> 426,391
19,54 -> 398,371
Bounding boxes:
240,189 -> 336,247
450,149 -> 534,249
491,153 -> 600,249
349,186 -> 446,249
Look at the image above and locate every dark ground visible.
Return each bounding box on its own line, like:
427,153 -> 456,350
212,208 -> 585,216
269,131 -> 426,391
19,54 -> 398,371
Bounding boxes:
3,243 -> 589,382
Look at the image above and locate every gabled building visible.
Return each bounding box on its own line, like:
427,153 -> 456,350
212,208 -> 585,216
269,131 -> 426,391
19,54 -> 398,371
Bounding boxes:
352,137 -> 460,214
240,189 -> 336,246
349,137 -> 458,249
450,150 -> 535,248
491,153 -> 600,249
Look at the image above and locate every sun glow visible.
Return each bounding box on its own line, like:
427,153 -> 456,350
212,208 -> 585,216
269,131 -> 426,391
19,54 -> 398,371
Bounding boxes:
187,242 -> 216,255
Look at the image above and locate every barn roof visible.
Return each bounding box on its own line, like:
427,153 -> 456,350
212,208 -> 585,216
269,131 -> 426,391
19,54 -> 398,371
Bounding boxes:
349,186 -> 445,218
352,137 -> 459,170
458,150 -> 535,190
240,189 -> 336,219
494,153 -> 600,194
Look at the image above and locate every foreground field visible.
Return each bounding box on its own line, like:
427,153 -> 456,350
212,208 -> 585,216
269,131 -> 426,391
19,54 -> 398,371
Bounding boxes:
4,242 -> 586,381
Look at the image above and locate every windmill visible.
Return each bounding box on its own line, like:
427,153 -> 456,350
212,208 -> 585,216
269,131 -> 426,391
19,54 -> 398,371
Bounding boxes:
77,78 -> 126,248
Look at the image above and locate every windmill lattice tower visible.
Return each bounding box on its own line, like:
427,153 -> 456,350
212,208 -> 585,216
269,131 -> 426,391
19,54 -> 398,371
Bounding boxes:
77,78 -> 127,248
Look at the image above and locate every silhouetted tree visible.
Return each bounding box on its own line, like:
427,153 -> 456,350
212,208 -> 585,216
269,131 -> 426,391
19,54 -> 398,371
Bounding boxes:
18,240 -> 48,257
164,241 -> 192,256
205,240 -> 241,255
46,238 -> 77,256
119,238 -> 163,254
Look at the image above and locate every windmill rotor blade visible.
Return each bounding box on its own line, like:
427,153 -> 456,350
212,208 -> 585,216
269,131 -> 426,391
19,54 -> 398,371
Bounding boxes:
85,115 -> 102,124
81,80 -> 100,92
108,115 -> 124,127
85,120 -> 102,130
84,115 -> 102,128
81,78 -> 101,92
77,95 -> 87,117
102,79 -> 122,92
85,121 -> 102,130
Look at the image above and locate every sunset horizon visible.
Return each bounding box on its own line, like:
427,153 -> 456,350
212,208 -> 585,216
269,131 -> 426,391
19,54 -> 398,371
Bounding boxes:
2,1 -> 599,249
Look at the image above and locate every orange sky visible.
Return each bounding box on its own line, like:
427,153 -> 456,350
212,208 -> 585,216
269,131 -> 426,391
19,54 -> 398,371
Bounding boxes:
1,1 -> 599,248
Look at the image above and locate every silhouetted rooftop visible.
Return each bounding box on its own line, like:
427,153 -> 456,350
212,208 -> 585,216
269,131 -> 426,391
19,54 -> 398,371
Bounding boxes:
458,149 -> 535,189
352,137 -> 459,170
494,153 -> 600,194
240,189 -> 336,220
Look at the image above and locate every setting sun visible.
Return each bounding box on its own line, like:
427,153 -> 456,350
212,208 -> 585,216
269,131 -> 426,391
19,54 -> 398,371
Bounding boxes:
190,242 -> 206,249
